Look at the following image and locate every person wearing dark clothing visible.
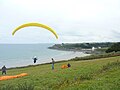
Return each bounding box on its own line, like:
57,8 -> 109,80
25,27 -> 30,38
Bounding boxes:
67,63 -> 71,68
51,58 -> 55,70
2,65 -> 7,75
33,56 -> 38,63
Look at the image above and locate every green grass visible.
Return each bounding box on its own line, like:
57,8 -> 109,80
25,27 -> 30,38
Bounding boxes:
0,56 -> 120,90
70,52 -> 120,61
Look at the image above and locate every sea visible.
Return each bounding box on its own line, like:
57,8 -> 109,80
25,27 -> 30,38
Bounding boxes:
0,44 -> 89,68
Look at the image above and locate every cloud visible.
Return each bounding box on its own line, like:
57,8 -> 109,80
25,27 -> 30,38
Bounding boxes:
110,30 -> 120,41
0,0 -> 120,43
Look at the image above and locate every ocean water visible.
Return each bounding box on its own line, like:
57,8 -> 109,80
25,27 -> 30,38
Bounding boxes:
0,44 -> 88,68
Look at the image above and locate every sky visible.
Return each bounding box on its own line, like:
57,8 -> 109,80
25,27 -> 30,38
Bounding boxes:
0,0 -> 120,44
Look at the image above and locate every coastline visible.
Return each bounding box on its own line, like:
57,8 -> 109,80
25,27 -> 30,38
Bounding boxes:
48,48 -> 94,54
0,44 -> 91,69
1,51 -> 90,70
48,43 -> 109,54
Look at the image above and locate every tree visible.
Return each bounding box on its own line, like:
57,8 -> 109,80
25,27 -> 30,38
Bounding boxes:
106,42 -> 120,53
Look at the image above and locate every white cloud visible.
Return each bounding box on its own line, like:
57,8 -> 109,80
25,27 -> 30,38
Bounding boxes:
0,0 -> 120,43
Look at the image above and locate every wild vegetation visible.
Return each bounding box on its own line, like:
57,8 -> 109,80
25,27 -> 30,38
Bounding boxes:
70,51 -> 120,61
106,42 -> 120,53
0,55 -> 120,90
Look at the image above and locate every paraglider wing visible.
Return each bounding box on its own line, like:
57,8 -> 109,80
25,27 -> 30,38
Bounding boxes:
12,23 -> 58,39
0,73 -> 28,81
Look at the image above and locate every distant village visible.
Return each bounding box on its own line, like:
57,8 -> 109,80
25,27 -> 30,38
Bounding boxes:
48,42 -> 114,54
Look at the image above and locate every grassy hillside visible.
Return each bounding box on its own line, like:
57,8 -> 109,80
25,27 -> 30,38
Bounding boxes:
0,56 -> 120,90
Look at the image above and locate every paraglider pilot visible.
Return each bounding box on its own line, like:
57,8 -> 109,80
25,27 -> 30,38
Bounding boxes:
67,63 -> 71,68
2,65 -> 7,75
33,56 -> 38,63
51,58 -> 55,70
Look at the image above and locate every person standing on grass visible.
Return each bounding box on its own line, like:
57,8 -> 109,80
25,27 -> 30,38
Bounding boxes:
51,58 -> 55,70
2,65 -> 7,75
67,63 -> 71,68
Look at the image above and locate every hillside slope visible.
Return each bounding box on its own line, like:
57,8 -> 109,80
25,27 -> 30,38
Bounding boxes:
0,56 -> 120,90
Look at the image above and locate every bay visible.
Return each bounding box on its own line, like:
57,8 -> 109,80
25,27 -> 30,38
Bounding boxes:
0,44 -> 88,68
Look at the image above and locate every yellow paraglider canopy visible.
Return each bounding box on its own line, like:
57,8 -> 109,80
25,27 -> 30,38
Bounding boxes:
12,22 -> 58,39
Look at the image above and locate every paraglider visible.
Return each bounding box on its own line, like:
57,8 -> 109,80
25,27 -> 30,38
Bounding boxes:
61,63 -> 71,69
61,65 -> 68,69
0,73 -> 28,81
12,22 -> 58,39
1,65 -> 7,75
32,56 -> 38,63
